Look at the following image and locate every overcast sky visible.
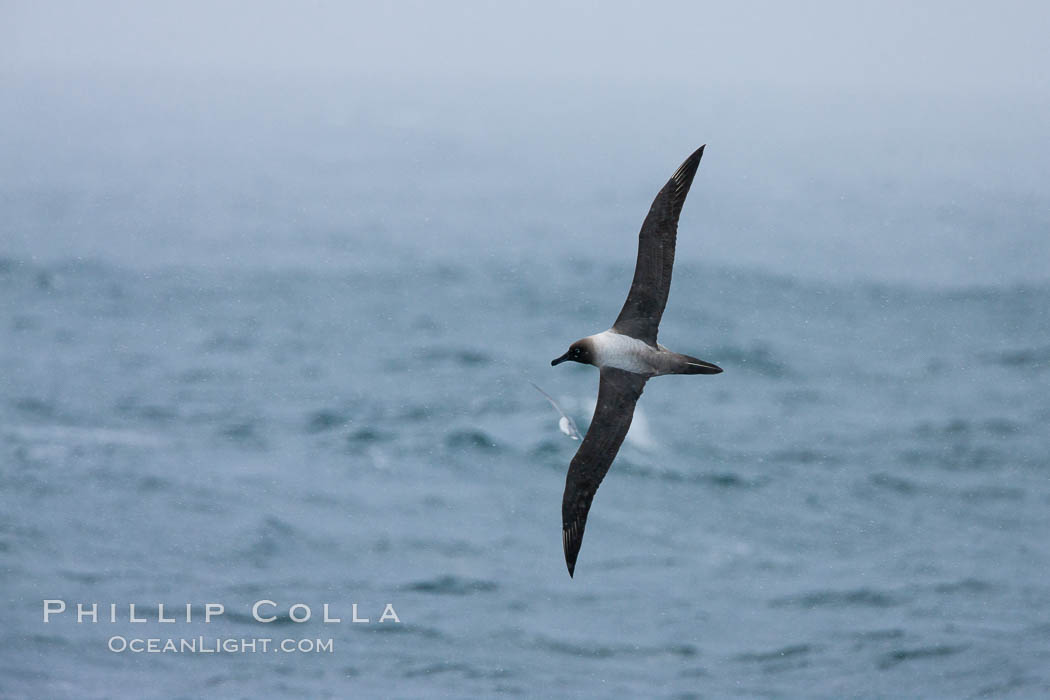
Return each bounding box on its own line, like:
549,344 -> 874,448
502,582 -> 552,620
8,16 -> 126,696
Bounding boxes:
3,2 -> 1049,284
5,1 -> 1050,95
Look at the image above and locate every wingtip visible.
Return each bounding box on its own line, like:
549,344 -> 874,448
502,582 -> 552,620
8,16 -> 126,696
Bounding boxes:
563,523 -> 581,577
667,146 -> 706,196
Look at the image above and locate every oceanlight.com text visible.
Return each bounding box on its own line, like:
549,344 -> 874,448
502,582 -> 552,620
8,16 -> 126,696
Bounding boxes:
107,636 -> 334,654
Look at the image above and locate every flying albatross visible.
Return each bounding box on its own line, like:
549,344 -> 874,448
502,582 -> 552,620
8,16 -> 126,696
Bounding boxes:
550,145 -> 722,577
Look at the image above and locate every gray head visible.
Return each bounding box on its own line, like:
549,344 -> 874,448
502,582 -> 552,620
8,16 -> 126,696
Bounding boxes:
551,339 -> 596,367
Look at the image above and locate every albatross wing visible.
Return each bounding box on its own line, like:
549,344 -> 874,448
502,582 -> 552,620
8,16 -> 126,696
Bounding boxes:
612,145 -> 705,346
562,367 -> 648,576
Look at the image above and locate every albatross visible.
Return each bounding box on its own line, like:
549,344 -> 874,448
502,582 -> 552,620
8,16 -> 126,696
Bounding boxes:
550,145 -> 723,577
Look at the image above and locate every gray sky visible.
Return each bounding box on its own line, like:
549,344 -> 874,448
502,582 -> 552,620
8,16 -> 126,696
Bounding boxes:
5,1 -> 1049,94
3,2 -> 1049,284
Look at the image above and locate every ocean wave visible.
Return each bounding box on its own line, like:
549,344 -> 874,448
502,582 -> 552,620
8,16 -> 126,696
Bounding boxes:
12,397 -> 57,418
346,426 -> 393,444
877,644 -> 967,669
304,409 -> 349,433
913,418 -> 1027,439
733,643 -> 815,664
5,422 -> 165,449
616,461 -> 767,489
770,588 -> 900,609
415,346 -> 493,367
403,575 -> 499,596
931,578 -> 994,595
236,516 -> 299,567
218,419 -> 267,447
897,444 -> 1006,471
988,346 -> 1050,370
867,472 -> 921,494
533,635 -> 698,659
402,661 -> 511,680
444,429 -> 501,451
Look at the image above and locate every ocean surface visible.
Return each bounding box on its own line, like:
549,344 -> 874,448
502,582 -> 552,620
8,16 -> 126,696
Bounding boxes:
2,78 -> 1050,698
2,253 -> 1048,697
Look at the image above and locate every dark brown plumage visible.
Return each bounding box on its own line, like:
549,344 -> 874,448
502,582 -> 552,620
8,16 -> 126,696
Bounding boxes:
561,367 -> 647,577
612,145 -> 705,345
558,146 -> 713,577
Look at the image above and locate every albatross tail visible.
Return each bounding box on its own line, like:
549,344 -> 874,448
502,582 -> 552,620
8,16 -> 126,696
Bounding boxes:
671,353 -> 723,375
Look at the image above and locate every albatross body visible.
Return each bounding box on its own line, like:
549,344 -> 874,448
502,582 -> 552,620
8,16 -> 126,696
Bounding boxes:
550,145 -> 722,577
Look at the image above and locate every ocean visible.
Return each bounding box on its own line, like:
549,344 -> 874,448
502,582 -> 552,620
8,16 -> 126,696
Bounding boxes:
2,78 -> 1049,697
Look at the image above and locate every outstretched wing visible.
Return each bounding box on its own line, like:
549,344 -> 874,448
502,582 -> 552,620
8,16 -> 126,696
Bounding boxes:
612,145 -> 705,346
562,367 -> 647,577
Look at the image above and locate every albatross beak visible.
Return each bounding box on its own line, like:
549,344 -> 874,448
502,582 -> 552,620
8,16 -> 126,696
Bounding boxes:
551,352 -> 570,366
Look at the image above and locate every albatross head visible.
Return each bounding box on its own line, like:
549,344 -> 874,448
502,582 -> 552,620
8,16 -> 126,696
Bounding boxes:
551,339 -> 595,367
